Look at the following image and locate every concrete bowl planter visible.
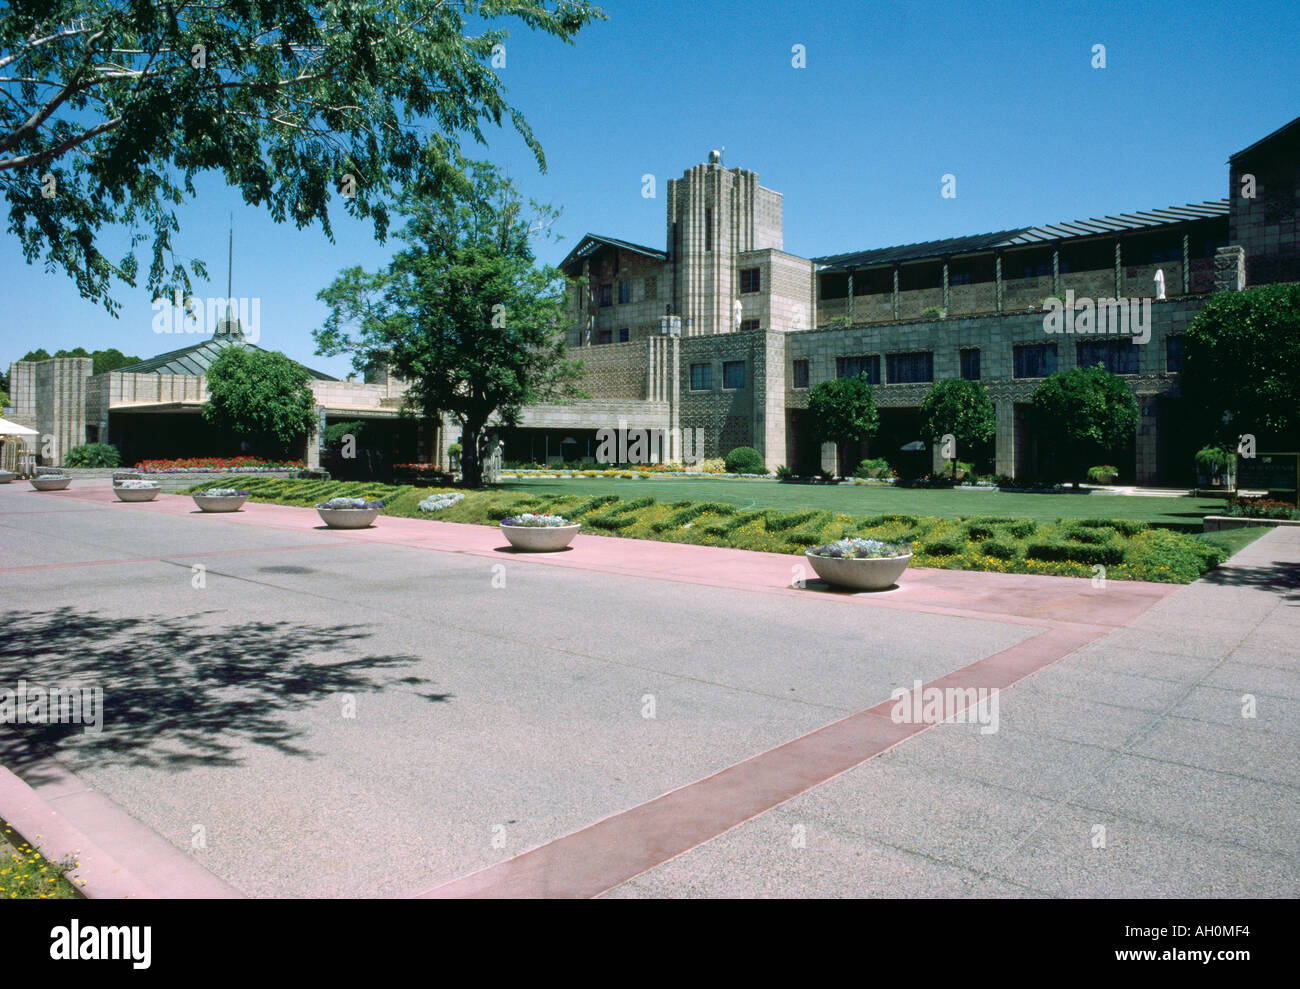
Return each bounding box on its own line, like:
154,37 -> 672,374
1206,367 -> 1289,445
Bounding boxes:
192,493 -> 250,513
31,475 -> 71,491
0,470 -> 14,484
114,483 -> 160,502
500,514 -> 580,551
315,498 -> 383,529
805,539 -> 913,591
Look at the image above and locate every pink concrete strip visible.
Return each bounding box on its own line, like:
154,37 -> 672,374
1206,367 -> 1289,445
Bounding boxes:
419,621 -> 1113,898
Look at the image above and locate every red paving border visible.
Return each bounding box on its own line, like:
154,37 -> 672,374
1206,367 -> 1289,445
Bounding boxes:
6,486 -> 1180,898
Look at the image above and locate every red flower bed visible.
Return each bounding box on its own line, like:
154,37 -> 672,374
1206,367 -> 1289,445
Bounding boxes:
134,457 -> 305,473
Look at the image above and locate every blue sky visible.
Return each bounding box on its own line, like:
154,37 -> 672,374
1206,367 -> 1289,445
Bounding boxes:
2,0 -> 1298,378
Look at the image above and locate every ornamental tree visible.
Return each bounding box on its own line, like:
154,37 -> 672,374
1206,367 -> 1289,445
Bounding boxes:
1180,283 -> 1300,451
919,378 -> 996,477
202,346 -> 317,457
1032,364 -> 1138,484
807,375 -> 879,476
0,0 -> 602,314
313,162 -> 584,487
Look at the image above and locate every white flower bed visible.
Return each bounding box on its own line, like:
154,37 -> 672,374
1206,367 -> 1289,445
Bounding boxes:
418,492 -> 465,513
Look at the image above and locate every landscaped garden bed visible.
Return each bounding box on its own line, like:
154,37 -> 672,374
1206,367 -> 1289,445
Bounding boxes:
185,477 -> 1252,584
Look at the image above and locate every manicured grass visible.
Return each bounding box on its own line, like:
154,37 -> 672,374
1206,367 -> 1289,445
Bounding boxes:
0,821 -> 81,899
1193,525 -> 1268,559
193,476 -> 1237,583
499,476 -> 1223,528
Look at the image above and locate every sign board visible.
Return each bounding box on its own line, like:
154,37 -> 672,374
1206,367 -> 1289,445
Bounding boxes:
1236,452 -> 1299,494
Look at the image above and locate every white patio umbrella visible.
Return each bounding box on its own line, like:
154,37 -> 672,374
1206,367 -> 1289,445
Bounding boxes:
0,417 -> 38,437
0,417 -> 39,474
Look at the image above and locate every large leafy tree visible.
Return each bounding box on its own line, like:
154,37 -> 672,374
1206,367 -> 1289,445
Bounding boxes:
1180,284 -> 1300,450
807,375 -> 879,476
1032,364 -> 1137,484
920,378 -> 996,477
202,346 -> 317,457
314,161 -> 584,487
0,0 -> 602,314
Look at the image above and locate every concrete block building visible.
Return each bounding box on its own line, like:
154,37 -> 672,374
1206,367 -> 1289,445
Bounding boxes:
505,115 -> 1298,484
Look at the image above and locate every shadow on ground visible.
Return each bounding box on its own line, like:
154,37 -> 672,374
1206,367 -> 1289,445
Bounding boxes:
1201,560 -> 1300,600
0,607 -> 447,778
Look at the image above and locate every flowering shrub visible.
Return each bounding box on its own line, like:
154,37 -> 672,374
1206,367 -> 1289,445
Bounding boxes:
318,497 -> 383,510
419,492 -> 465,512
197,488 -> 249,497
135,457 -> 303,473
1225,497 -> 1299,520
116,479 -> 159,489
500,513 -> 573,527
807,537 -> 911,559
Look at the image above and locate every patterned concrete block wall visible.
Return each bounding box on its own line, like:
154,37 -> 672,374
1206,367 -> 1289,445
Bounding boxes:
678,331 -> 758,458
1230,126 -> 1300,286
570,340 -> 647,400
31,358 -> 92,463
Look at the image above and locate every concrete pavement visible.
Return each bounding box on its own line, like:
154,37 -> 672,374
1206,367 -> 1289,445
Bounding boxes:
0,480 -> 1294,897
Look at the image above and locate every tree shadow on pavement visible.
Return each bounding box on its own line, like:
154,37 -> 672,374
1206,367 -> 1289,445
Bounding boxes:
0,607 -> 448,779
1201,560 -> 1300,601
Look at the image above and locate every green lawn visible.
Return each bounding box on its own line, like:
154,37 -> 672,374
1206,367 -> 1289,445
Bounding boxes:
501,477 -> 1223,528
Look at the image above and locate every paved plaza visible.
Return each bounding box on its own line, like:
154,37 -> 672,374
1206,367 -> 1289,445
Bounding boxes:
0,480 -> 1295,897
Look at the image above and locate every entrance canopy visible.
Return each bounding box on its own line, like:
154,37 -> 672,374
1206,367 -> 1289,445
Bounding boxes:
0,417 -> 38,437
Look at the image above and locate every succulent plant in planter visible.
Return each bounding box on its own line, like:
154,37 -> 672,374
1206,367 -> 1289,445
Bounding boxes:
114,478 -> 161,501
31,470 -> 71,491
192,487 -> 251,513
499,513 -> 579,551
315,497 -> 383,529
804,537 -> 913,590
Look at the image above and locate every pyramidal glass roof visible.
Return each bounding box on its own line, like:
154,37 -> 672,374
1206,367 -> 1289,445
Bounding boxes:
115,318 -> 337,380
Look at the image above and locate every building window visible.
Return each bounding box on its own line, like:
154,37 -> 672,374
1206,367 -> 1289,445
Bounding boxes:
886,351 -> 934,383
836,354 -> 880,384
1013,343 -> 1057,378
740,267 -> 761,294
618,280 -> 632,304
740,318 -> 761,332
617,327 -> 630,343
949,271 -> 973,286
644,275 -> 657,299
705,207 -> 712,252
596,328 -> 612,345
1077,339 -> 1139,375
792,359 -> 810,388
599,283 -> 612,307
723,360 -> 745,389
690,363 -> 712,390
960,348 -> 981,381
1166,335 -> 1184,373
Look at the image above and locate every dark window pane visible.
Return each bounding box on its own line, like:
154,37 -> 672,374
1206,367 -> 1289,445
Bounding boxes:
1013,343 -> 1057,378
1166,335 -> 1184,373
1077,339 -> 1138,375
793,360 -> 810,388
886,351 -> 933,383
617,327 -> 629,343
599,284 -> 612,307
740,268 -> 761,294
960,348 -> 981,380
596,328 -> 612,345
690,363 -> 712,390
835,354 -> 880,384
618,281 -> 631,304
723,360 -> 745,389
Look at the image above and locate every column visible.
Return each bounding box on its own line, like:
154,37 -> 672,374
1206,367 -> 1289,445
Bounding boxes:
995,252 -> 1003,312
1181,233 -> 1190,295
942,259 -> 950,311
1114,239 -> 1122,297
847,271 -> 854,324
1052,249 -> 1060,297
892,265 -> 900,321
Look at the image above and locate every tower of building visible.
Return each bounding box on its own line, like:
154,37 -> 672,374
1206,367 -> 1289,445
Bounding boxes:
665,150 -> 783,336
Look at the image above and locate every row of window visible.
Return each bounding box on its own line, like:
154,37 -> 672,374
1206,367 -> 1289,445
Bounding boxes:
690,361 -> 746,391
816,242 -> 1229,299
592,327 -> 631,344
597,276 -> 658,308
786,337 -> 1184,387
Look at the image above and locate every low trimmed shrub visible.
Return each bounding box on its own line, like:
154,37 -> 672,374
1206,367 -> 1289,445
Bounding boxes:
1072,517 -> 1148,536
64,442 -> 121,468
981,539 -> 1018,560
1025,540 -> 1124,566
853,457 -> 894,480
723,446 -> 768,474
